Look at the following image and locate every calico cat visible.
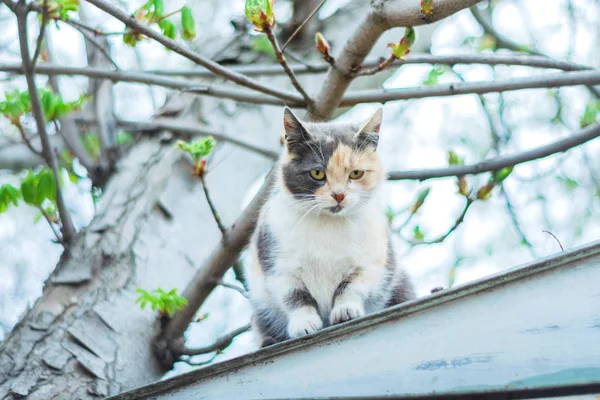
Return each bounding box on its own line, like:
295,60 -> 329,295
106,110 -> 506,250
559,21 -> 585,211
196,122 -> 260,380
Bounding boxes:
246,107 -> 415,347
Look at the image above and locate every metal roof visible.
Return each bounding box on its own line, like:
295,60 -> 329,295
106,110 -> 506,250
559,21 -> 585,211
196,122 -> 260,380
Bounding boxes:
109,240 -> 600,400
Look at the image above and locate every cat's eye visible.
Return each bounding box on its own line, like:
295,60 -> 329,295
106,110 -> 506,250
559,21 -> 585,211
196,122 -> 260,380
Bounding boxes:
309,169 -> 326,180
349,170 -> 365,180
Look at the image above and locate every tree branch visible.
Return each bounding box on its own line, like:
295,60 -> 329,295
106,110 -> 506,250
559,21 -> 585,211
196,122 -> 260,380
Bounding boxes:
469,4 -> 600,98
215,279 -> 248,298
31,0 -> 48,68
118,118 -> 279,160
15,4 -> 76,244
16,123 -> 43,158
281,0 -> 327,51
200,175 -> 228,238
146,53 -> 596,77
84,0 -> 303,103
263,26 -> 313,108
339,70 -> 600,106
405,198 -> 474,246
387,123 -> 600,181
39,207 -> 63,244
62,19 -> 119,69
175,323 -> 251,357
2,64 -> 598,108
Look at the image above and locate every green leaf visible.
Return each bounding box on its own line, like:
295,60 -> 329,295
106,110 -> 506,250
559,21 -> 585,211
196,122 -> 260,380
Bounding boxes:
448,150 -> 464,165
413,225 -> 425,241
36,169 -> 56,205
176,137 -> 216,163
580,99 -> 600,128
20,171 -> 38,205
423,64 -> 447,86
152,0 -> 164,18
492,166 -> 513,183
245,0 -> 275,31
388,27 -> 416,59
158,19 -> 176,40
181,6 -> 196,41
556,176 -> 579,191
386,206 -> 395,225
409,187 -> 430,214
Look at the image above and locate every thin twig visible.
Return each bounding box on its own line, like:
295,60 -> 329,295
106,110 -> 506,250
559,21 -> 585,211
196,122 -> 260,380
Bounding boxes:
353,55 -> 397,77
179,353 -> 218,367
469,4 -> 600,98
200,174 -> 228,238
263,26 -> 313,108
406,198 -> 474,246
543,230 -> 565,251
178,324 -> 251,356
117,117 -> 278,160
16,4 -> 76,244
40,207 -> 63,244
388,123 -> 600,181
502,185 -> 536,257
215,279 -> 248,298
84,0 -> 302,103
63,19 -> 119,69
339,70 -> 600,106
31,0 -> 49,68
16,123 -> 43,157
145,53 -> 596,77
281,0 -> 327,51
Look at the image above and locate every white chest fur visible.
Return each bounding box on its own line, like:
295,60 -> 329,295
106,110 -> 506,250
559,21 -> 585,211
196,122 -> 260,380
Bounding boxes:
262,192 -> 386,313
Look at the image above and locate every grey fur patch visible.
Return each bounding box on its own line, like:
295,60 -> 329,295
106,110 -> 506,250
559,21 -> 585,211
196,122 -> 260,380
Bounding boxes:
285,287 -> 318,310
252,306 -> 288,343
257,224 -> 277,274
332,267 -> 362,306
386,269 -> 416,307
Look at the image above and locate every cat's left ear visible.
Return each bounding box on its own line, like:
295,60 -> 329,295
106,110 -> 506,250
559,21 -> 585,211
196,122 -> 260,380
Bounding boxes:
355,107 -> 383,149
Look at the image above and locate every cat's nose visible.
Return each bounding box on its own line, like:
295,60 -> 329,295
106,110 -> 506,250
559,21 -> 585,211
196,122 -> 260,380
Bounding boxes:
331,192 -> 345,203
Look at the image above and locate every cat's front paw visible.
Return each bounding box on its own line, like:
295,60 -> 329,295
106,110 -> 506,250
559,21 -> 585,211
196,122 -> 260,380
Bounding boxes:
287,308 -> 323,338
330,301 -> 365,325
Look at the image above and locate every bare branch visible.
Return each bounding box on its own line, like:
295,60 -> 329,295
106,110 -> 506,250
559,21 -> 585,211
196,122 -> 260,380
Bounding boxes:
502,185 -> 536,257
469,5 -> 600,98
31,0 -> 48,68
118,118 -> 279,160
39,207 -> 63,244
543,230 -> 565,251
200,175 -> 228,238
16,4 -> 76,243
340,70 -> 600,106
2,64 -> 598,108
353,55 -> 397,77
469,5 -> 543,56
62,19 -> 119,69
405,198 -> 474,246
16,123 -> 43,158
281,0 -> 327,52
215,279 -> 248,298
387,123 -> 600,181
146,53 -> 596,77
176,324 -> 251,357
84,0 -> 303,103
263,26 -> 313,108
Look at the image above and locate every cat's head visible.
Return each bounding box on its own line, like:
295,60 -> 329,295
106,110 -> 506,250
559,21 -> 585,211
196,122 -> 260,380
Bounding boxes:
280,107 -> 385,217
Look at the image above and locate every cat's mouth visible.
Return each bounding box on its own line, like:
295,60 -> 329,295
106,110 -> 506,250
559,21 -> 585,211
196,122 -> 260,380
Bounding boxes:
327,205 -> 343,214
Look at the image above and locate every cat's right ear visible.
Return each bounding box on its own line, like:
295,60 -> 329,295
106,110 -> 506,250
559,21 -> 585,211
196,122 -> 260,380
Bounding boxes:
283,107 -> 311,152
